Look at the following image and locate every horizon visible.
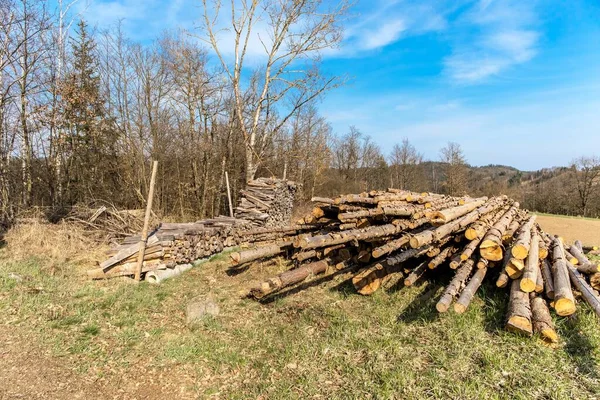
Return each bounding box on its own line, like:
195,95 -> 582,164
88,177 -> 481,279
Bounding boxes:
69,0 -> 600,170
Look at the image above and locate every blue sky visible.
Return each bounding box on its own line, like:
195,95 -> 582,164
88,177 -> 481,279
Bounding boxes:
74,0 -> 600,170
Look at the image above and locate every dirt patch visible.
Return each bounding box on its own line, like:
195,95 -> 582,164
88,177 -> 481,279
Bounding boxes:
536,214 -> 600,246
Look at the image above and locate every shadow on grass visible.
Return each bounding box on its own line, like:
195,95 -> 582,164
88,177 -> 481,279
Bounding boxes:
560,314 -> 599,380
477,279 -> 510,334
396,281 -> 443,324
258,266 -> 361,304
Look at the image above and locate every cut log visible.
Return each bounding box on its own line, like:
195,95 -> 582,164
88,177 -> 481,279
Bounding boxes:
591,273 -> 600,291
530,295 -> 558,343
429,197 -> 488,225
538,236 -> 549,260
568,245 -> 599,274
505,279 -> 533,336
511,216 -> 537,260
250,258 -> 334,299
496,270 -> 510,288
404,260 -> 429,287
479,203 -> 520,261
454,266 -> 487,313
100,235 -> 159,270
476,258 -> 490,269
520,229 -> 539,293
372,235 -> 410,259
567,262 -> 600,319
411,198 -> 503,248
535,264 -> 544,294
505,257 -> 525,279
436,258 -> 475,312
551,238 -> 576,316
352,261 -> 398,295
428,246 -> 456,269
230,242 -> 291,265
540,259 -> 555,299
465,202 -> 510,240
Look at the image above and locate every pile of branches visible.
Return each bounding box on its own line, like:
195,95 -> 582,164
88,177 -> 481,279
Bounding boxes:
234,178 -> 299,228
90,217 -> 244,279
231,189 -> 600,343
64,203 -> 160,240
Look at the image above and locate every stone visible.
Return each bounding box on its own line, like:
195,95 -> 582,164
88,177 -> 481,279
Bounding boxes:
186,295 -> 220,326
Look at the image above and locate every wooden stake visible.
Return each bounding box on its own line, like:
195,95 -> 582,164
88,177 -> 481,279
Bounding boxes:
225,171 -> 234,218
135,160 -> 158,282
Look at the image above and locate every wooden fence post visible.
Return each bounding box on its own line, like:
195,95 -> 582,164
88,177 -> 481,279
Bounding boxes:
134,160 -> 158,281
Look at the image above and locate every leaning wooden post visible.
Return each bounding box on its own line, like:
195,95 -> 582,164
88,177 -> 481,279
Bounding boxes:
225,171 -> 234,218
134,160 -> 158,281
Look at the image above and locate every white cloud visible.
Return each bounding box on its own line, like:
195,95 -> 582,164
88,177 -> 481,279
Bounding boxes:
331,0 -> 451,57
359,19 -> 407,51
443,1 -> 540,83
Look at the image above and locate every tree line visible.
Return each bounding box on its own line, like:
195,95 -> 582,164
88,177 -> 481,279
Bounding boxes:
1,0 -> 598,230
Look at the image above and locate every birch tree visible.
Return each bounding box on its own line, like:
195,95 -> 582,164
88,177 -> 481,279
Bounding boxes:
200,0 -> 350,182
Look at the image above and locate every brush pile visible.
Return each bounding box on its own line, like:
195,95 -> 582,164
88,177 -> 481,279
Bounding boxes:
234,178 -> 299,228
90,217 -> 244,279
65,203 -> 156,240
231,189 -> 600,343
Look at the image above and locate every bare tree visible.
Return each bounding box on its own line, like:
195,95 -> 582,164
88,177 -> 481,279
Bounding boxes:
200,0 -> 350,182
571,156 -> 600,217
389,138 -> 422,190
440,141 -> 467,196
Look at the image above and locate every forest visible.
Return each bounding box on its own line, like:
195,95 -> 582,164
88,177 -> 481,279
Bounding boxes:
1,0 -> 599,231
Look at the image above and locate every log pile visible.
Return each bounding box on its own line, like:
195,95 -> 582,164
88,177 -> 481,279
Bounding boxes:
234,178 -> 299,228
232,189 -> 600,343
91,178 -> 301,280
90,217 -> 245,280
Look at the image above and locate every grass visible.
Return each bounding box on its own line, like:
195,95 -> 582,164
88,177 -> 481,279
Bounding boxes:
1,246 -> 600,399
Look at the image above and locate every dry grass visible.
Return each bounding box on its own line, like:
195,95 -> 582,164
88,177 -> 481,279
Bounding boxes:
1,215 -> 600,398
536,214 -> 600,246
1,220 -> 108,274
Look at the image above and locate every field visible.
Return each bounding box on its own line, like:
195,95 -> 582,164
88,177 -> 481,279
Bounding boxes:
1,219 -> 600,399
536,213 -> 600,246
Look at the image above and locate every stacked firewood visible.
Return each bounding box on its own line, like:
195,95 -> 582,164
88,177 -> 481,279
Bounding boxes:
90,217 -> 244,279
234,178 -> 298,227
232,189 -> 600,343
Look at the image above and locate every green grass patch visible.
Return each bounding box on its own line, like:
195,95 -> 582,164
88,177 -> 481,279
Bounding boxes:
1,254 -> 599,399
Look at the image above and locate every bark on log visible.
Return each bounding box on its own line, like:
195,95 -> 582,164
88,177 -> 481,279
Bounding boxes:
230,241 -> 291,265
479,203 -> 520,261
505,279 -> 533,336
372,235 -> 410,259
250,258 -> 334,298
404,260 -> 429,287
511,216 -> 537,260
465,203 -> 510,240
454,266 -> 487,313
567,262 -> 600,319
428,246 -> 456,269
520,230 -> 539,293
568,245 -> 599,274
538,236 -> 549,260
411,199 -> 503,248
530,296 -> 558,343
535,264 -> 544,293
551,238 -> 576,316
429,197 -> 488,225
505,257 -> 525,279
540,259 -> 555,299
496,270 -> 510,288
436,258 -> 475,312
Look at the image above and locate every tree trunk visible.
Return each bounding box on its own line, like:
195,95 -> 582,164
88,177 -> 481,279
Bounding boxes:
551,238 -> 576,316
505,278 -> 533,336
530,295 -> 558,343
